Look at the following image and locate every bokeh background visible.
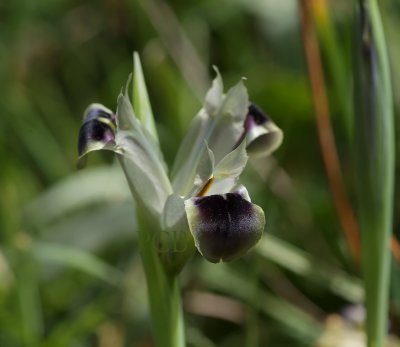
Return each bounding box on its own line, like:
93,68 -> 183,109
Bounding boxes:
1,0 -> 399,346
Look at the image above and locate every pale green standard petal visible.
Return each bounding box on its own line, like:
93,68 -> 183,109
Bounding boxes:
133,52 -> 159,143
77,87 -> 173,218
116,91 -> 173,217
214,139 -> 248,180
203,140 -> 248,196
171,72 -> 249,196
204,67 -> 223,115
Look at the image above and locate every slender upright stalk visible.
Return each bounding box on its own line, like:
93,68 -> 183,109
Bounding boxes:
311,0 -> 353,140
353,1 -> 395,346
298,0 -> 360,263
136,211 -> 185,347
129,55 -> 185,347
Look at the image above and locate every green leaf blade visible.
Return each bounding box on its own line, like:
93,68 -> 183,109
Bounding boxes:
353,1 -> 395,346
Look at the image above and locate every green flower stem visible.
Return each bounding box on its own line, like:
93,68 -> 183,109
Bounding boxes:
354,0 -> 395,346
137,211 -> 185,347
128,53 -> 185,346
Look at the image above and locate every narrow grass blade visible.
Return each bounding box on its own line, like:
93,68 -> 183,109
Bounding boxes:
186,326 -> 218,347
199,262 -> 323,344
256,234 -> 364,303
299,0 -> 360,263
32,242 -> 123,285
24,166 -> 129,228
14,246 -> 43,347
353,1 -> 395,346
41,296 -> 108,347
311,0 -> 353,139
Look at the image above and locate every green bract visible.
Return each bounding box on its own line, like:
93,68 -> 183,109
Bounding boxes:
78,61 -> 283,265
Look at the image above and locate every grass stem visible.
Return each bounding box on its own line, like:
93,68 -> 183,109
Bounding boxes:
298,0 -> 360,264
353,0 -> 395,345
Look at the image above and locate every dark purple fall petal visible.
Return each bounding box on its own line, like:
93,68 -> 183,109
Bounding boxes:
246,104 -> 270,127
185,192 -> 265,263
78,119 -> 115,156
77,104 -> 116,156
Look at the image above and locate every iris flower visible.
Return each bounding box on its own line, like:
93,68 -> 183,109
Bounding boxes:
78,68 -> 283,265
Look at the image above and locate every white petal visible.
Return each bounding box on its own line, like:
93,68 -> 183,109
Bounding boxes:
115,93 -> 173,217
171,74 -> 249,196
204,67 -> 223,115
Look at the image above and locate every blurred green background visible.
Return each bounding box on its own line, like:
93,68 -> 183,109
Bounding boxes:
0,0 -> 399,346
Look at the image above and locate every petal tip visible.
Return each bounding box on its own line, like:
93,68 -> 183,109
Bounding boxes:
245,104 -> 284,157
77,103 -> 117,162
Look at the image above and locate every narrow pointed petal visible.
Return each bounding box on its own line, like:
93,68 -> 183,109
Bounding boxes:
133,52 -> 159,143
116,91 -> 173,217
202,140 -> 248,196
204,67 -> 223,115
77,104 -> 118,168
193,142 -> 215,190
171,73 -> 249,196
116,74 -> 138,131
244,104 -> 283,158
213,139 -> 248,180
77,86 -> 173,218
184,190 -> 265,263
208,79 -> 248,161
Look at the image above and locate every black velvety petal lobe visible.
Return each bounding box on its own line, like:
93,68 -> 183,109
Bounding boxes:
78,119 -> 115,156
247,104 -> 270,126
84,106 -> 115,124
242,103 -> 283,158
184,192 -> 265,263
77,104 -> 116,157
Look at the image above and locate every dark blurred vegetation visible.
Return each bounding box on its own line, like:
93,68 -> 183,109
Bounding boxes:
0,0 -> 399,346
